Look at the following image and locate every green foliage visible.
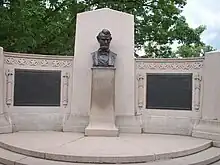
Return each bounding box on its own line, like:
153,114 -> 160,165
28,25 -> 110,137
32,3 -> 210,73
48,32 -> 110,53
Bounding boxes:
175,43 -> 216,58
0,0 -> 85,55
0,0 -> 215,57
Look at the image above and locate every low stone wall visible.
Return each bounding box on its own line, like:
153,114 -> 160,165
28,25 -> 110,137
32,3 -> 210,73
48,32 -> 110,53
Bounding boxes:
135,57 -> 204,135
1,49 -> 220,141
3,51 -> 73,131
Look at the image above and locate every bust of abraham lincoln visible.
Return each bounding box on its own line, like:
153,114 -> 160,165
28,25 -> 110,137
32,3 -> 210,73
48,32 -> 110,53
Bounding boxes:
92,29 -> 117,67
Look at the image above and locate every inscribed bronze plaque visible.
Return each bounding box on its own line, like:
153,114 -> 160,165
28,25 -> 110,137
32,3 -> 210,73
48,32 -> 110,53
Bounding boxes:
146,73 -> 192,110
14,69 -> 61,106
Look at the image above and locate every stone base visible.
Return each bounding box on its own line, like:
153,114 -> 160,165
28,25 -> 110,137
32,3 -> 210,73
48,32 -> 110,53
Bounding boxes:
63,114 -> 141,134
116,115 -> 142,133
143,115 -> 198,135
192,119 -> 220,141
0,125 -> 12,134
86,67 -> 118,137
0,114 -> 12,134
63,114 -> 89,133
11,113 -> 62,132
85,126 -> 119,137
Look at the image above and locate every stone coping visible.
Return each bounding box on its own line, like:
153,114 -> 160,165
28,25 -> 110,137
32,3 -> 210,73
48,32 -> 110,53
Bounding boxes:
135,57 -> 204,62
4,52 -> 74,60
91,67 -> 116,70
3,51 -> 204,62
1,147 -> 220,165
0,131 -> 212,163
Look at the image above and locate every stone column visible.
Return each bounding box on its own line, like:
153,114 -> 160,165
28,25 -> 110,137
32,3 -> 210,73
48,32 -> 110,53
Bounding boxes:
200,51 -> 220,119
193,73 -> 202,111
193,51 -> 220,141
0,47 -> 12,133
63,8 -> 141,133
5,69 -> 13,106
137,74 -> 144,113
62,72 -> 70,107
85,67 -> 118,136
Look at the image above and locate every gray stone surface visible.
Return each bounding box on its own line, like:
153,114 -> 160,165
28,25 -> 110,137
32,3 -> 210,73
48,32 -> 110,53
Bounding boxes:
212,160 -> 220,164
0,146 -> 219,165
0,131 -> 213,164
202,51 -> 220,120
0,147 -> 26,165
85,68 -> 118,137
0,47 -> 12,134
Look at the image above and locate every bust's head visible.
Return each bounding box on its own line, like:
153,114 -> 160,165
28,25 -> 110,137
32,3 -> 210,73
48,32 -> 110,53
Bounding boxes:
97,29 -> 112,50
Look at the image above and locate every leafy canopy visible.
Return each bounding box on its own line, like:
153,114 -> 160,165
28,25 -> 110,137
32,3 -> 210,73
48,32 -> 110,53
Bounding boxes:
0,0 -> 215,57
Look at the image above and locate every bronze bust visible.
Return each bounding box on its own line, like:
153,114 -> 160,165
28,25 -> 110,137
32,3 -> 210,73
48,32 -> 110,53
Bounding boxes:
92,29 -> 117,67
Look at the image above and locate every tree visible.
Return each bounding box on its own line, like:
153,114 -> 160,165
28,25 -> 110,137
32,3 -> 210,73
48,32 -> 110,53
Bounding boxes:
174,43 -> 215,58
0,0 -> 84,55
83,0 -> 214,58
171,25 -> 216,58
0,0 -> 214,57
142,24 -> 215,58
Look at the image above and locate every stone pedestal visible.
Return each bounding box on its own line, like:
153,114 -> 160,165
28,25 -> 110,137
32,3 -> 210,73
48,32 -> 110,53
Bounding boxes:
63,8 -> 141,133
193,51 -> 220,141
0,47 -> 12,133
200,51 -> 220,119
85,67 -> 118,136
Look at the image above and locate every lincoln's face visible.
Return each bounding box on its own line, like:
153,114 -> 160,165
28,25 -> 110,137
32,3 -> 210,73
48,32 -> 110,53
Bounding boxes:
97,29 -> 112,50
98,35 -> 111,50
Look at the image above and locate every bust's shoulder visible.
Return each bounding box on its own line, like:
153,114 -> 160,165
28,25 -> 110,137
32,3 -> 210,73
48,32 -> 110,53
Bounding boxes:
91,51 -> 98,56
109,50 -> 117,57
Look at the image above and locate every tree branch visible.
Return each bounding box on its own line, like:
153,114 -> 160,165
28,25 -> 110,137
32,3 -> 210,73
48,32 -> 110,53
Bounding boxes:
32,2 -> 94,54
42,0 -> 68,22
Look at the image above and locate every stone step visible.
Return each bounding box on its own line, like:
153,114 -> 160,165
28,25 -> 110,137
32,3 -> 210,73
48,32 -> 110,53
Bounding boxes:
147,147 -> 220,165
212,161 -> 220,165
0,147 -> 220,165
0,132 -> 213,164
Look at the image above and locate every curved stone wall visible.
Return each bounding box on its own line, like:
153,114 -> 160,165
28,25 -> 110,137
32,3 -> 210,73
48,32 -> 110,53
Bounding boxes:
3,51 -> 73,131
1,49 -> 220,141
135,57 -> 204,135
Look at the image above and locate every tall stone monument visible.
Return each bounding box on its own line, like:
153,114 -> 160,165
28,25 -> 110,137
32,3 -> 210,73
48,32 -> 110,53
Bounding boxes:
85,29 -> 118,136
0,47 -> 12,133
63,8 -> 141,134
193,51 -> 220,140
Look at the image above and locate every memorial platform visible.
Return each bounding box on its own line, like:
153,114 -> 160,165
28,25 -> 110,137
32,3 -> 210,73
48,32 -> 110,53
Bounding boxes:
0,131 -> 219,164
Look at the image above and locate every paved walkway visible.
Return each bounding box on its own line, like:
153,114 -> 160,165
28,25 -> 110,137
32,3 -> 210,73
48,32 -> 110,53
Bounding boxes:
0,131 -> 219,164
0,131 -> 211,157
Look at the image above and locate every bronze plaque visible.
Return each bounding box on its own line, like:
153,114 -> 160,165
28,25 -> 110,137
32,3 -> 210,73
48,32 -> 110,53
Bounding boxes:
146,73 -> 192,110
14,69 -> 61,106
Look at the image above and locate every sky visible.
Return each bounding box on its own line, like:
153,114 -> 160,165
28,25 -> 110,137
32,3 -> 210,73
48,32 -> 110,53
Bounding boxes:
182,0 -> 220,50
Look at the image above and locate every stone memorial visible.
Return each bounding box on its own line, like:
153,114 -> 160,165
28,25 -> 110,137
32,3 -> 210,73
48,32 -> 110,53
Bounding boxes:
0,47 -> 12,133
63,8 -> 141,134
0,7 -> 219,143
85,29 -> 118,136
0,7 -> 220,165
